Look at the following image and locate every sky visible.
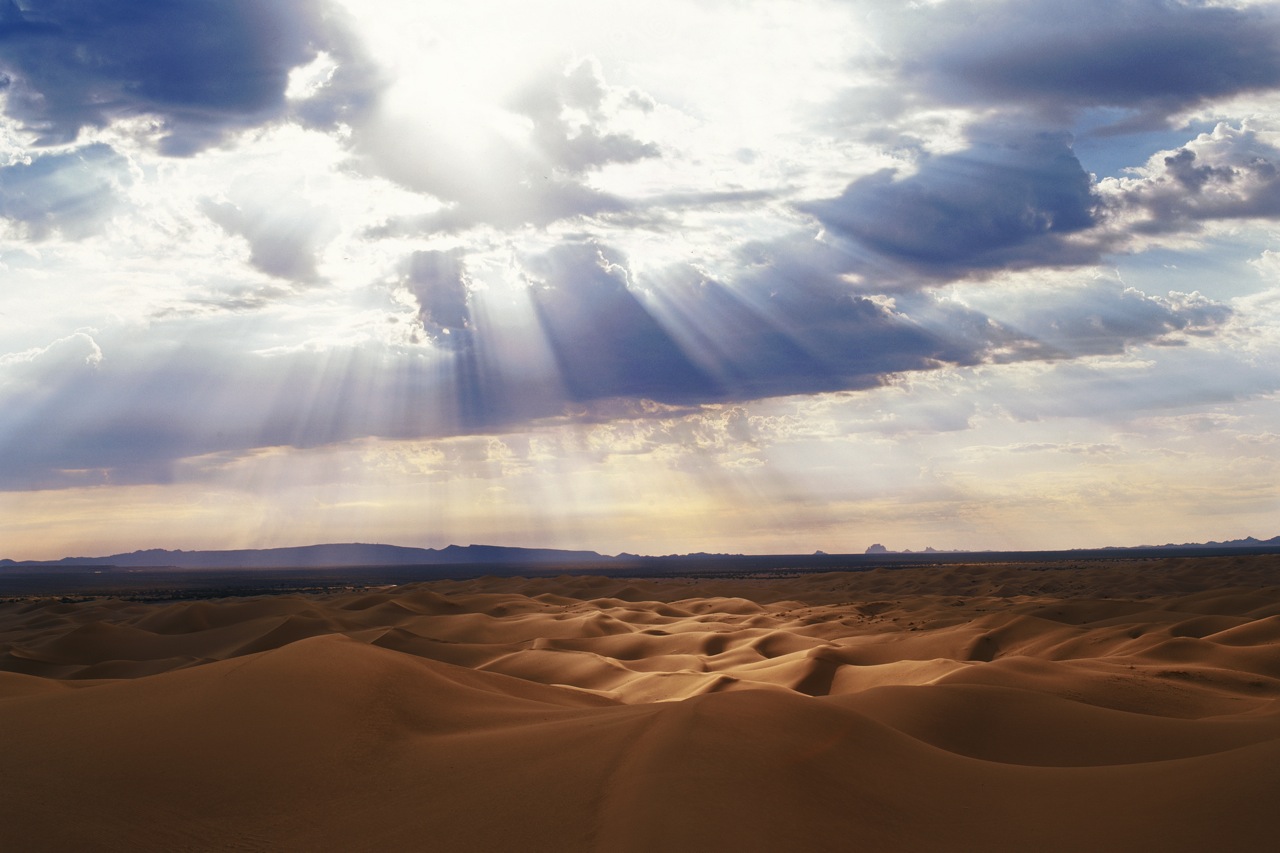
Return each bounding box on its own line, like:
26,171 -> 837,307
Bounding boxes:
2,0 -> 1279,559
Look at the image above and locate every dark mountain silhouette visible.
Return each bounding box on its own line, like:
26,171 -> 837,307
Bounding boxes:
1109,535 -> 1280,551
2,535 -> 1279,574
0,543 -> 611,570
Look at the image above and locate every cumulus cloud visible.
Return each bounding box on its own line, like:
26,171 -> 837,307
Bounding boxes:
0,143 -> 127,238
1103,124 -> 1280,232
812,1 -> 1280,289
0,330 -> 101,377
0,0 -> 374,154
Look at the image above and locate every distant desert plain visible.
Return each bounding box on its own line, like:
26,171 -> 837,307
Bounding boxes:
5,554 -> 1280,851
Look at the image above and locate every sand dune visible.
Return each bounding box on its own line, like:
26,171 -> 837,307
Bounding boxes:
4,556 -> 1280,850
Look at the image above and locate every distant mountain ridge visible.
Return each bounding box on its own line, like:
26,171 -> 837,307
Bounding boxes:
0,543 -> 612,570
2,535 -> 1278,571
864,535 -> 1280,555
1117,535 -> 1280,550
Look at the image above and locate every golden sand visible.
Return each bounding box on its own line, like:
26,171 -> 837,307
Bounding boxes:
3,556 -> 1280,851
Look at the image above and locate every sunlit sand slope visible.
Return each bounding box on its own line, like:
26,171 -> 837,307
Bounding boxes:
3,556 -> 1280,851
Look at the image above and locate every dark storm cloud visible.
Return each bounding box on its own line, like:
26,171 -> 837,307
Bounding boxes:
799,131 -> 1101,277
895,0 -> 1280,129
0,142 -> 127,238
0,0 -> 373,154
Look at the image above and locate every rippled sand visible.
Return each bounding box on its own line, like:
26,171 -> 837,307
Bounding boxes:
4,556 -> 1280,851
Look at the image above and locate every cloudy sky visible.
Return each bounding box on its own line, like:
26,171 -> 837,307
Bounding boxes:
2,0 -> 1279,559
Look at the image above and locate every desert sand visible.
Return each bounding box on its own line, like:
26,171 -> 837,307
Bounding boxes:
4,555 -> 1280,851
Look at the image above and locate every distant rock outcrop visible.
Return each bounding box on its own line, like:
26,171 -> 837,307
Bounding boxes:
865,543 -> 889,554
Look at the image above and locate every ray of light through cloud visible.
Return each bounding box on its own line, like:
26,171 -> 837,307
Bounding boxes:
1,0 -> 1279,559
